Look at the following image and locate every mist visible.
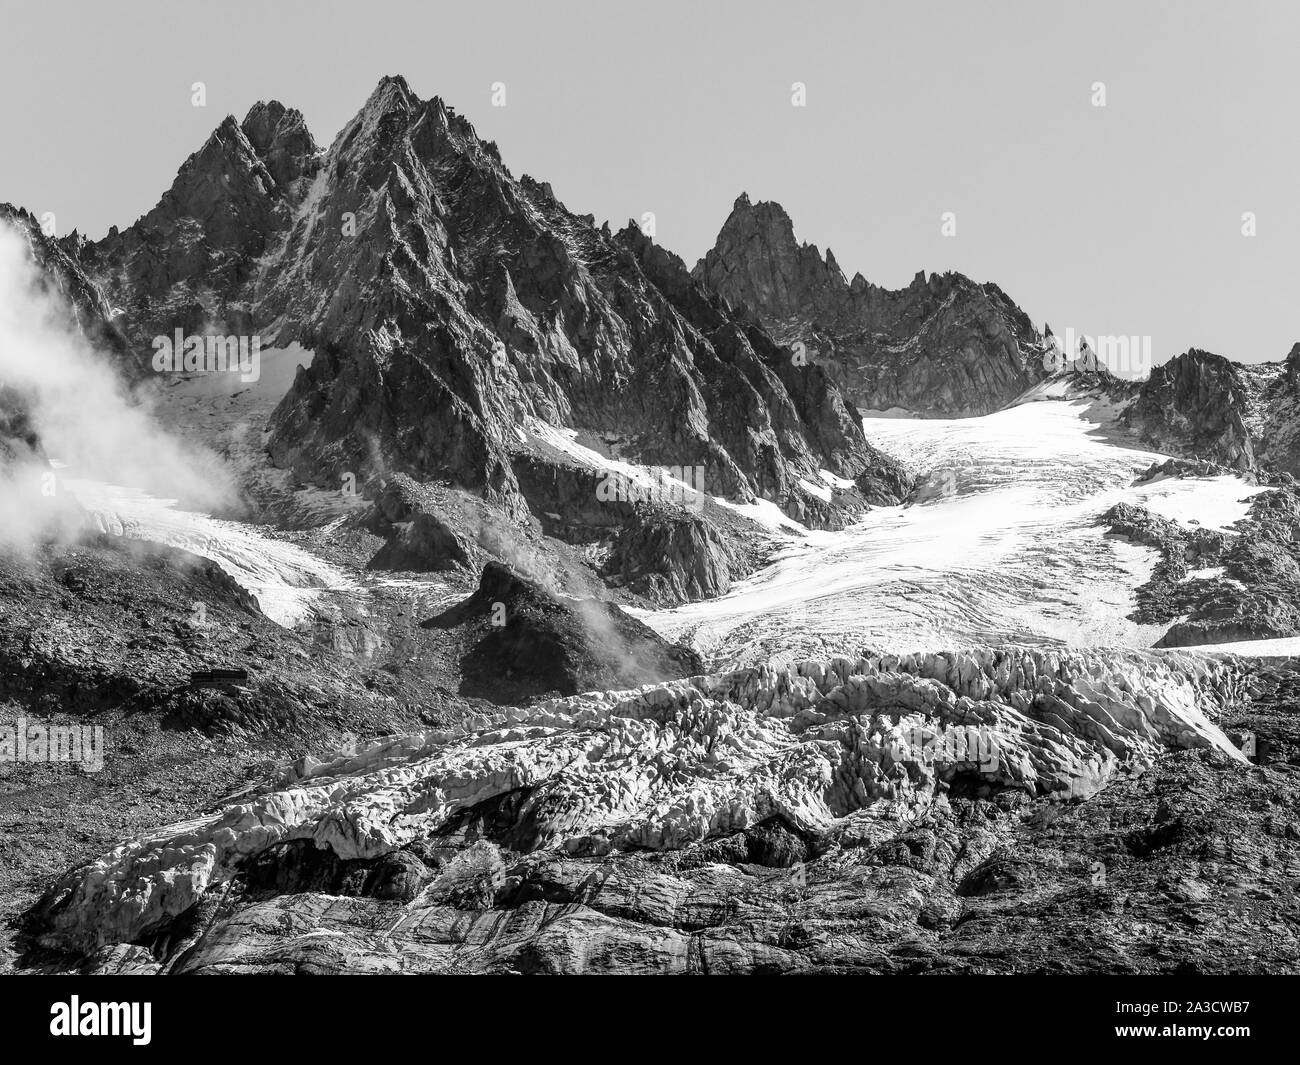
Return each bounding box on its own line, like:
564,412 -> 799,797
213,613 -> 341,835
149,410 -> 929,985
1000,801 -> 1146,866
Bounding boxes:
0,221 -> 235,550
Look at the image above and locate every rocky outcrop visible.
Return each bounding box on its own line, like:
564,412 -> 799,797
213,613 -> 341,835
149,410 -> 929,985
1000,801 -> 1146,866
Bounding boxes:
1135,456 -> 1237,483
693,195 -> 1051,416
509,440 -> 778,604
361,475 -> 478,572
600,508 -> 744,603
1164,488 -> 1300,646
854,449 -> 915,505
1109,343 -> 1300,484
1122,349 -> 1257,474
422,561 -> 703,702
1102,490 -> 1300,647
1101,502 -> 1232,633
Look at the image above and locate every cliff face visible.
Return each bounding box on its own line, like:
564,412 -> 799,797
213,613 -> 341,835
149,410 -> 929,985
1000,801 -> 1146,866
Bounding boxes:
1254,343 -> 1300,478
0,203 -> 131,363
1122,349 -> 1257,473
1116,344 -> 1300,481
693,195 -> 1051,416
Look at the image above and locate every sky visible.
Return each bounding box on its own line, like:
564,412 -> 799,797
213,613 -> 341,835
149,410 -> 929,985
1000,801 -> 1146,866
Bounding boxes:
2,0 -> 1298,367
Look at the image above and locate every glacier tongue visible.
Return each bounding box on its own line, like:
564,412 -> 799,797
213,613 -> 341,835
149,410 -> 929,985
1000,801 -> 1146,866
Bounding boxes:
642,399 -> 1267,669
61,477 -> 358,628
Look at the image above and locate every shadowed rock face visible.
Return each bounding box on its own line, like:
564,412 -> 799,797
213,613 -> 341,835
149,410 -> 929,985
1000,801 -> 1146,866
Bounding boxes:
1123,349 -> 1257,473
1118,345 -> 1300,482
599,507 -> 742,604
693,195 -> 1051,416
422,561 -> 704,703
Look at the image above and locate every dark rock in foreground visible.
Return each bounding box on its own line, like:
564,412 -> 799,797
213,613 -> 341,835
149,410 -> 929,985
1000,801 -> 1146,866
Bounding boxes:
424,561 -> 703,702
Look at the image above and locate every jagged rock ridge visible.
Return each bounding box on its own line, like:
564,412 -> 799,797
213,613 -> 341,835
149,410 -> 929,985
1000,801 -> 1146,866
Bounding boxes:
1121,345 -> 1300,481
73,78 -> 883,529
693,194 -> 1052,416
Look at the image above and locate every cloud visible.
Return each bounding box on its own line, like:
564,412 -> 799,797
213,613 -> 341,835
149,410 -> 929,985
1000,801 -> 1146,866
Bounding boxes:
0,221 -> 234,549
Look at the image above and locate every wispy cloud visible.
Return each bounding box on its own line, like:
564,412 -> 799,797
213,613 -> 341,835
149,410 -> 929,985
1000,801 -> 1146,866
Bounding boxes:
0,221 -> 233,549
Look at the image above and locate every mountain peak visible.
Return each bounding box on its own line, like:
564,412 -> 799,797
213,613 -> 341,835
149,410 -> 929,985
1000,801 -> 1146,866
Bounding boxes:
356,74 -> 419,122
693,194 -> 838,321
374,73 -> 416,99
693,198 -> 1047,415
212,114 -> 244,140
241,101 -> 318,186
243,99 -> 289,127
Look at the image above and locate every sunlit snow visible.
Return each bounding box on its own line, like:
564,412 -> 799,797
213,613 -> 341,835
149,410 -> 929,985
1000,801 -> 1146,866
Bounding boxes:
639,398 -> 1268,669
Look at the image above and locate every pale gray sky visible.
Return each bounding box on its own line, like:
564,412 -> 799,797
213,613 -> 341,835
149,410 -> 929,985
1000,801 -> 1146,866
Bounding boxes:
3,0 -> 1297,366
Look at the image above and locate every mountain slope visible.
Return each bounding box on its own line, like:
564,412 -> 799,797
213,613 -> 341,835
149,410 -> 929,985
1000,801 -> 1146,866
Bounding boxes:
76,79 -> 884,532
0,204 -> 131,362
13,78 -> 934,612
5,75 -> 1300,979
693,194 -> 1052,416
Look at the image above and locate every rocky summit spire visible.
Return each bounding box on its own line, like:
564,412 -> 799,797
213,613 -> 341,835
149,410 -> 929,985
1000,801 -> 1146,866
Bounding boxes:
693,193 -> 846,323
